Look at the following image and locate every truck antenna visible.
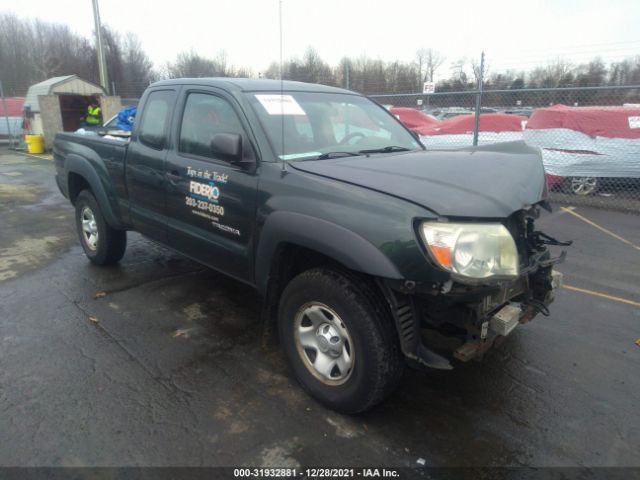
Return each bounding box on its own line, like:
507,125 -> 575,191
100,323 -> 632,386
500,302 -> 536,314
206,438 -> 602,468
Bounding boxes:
279,0 -> 287,174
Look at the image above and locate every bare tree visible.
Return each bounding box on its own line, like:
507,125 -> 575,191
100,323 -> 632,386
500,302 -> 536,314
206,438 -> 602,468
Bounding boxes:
4,11 -> 640,103
102,26 -> 124,92
416,48 -> 446,83
119,33 -> 155,96
263,62 -> 281,80
167,51 -> 220,78
450,58 -> 469,87
0,13 -> 158,96
471,55 -> 489,85
425,49 -> 446,83
214,50 -> 230,76
575,57 -> 607,86
415,49 -> 427,85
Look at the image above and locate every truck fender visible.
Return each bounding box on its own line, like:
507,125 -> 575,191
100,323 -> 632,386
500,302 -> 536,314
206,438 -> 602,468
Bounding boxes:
254,211 -> 403,295
65,154 -> 125,229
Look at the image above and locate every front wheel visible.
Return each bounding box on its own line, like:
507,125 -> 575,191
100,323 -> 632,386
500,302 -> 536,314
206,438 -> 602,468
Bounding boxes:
278,268 -> 403,413
75,190 -> 127,265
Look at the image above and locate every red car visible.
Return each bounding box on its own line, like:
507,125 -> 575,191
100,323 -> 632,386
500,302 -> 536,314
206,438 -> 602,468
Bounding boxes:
545,174 -> 566,190
389,107 -> 440,132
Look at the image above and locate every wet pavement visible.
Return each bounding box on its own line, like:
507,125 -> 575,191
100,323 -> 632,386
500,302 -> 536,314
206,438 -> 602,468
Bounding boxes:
1,149 -> 639,467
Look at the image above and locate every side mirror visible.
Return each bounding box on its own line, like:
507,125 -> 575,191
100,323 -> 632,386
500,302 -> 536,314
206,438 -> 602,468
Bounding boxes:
211,133 -> 242,163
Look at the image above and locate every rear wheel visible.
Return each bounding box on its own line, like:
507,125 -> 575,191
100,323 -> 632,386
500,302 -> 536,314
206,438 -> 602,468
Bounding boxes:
75,190 -> 126,265
278,268 -> 403,413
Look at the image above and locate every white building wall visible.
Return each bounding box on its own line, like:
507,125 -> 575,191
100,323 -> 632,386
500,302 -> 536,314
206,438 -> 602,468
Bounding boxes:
30,113 -> 44,136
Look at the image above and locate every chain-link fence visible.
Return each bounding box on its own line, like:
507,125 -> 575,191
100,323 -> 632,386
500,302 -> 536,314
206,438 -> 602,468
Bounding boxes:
370,85 -> 640,213
8,71 -> 638,212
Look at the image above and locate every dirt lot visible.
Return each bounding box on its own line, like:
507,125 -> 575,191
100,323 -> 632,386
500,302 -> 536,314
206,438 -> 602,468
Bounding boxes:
0,149 -> 639,468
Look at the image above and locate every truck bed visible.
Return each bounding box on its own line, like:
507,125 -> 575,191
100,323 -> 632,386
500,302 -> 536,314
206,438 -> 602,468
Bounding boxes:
53,132 -> 130,209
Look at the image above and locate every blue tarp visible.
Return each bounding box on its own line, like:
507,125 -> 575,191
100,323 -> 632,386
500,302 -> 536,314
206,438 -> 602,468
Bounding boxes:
116,106 -> 136,131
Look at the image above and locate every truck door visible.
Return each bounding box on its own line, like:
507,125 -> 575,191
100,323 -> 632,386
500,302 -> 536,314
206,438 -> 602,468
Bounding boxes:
126,88 -> 178,241
164,89 -> 259,283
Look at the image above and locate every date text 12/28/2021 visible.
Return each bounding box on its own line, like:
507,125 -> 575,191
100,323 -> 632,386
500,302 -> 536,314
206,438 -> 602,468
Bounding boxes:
233,468 -> 401,478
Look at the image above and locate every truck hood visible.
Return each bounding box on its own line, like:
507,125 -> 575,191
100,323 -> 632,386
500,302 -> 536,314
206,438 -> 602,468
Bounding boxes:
289,141 -> 547,218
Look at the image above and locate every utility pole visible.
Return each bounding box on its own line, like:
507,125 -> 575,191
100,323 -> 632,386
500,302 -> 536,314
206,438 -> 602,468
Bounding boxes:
278,0 -> 283,81
92,0 -> 109,93
472,51 -> 485,147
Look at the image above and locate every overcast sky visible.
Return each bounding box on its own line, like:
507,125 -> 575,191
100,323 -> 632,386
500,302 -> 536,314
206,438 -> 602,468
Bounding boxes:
2,0 -> 640,77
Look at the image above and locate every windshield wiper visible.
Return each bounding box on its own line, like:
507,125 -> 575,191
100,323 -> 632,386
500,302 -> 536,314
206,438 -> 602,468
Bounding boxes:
314,151 -> 361,160
358,146 -> 412,154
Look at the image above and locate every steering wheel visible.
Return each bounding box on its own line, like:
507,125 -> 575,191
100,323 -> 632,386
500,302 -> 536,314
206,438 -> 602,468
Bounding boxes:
339,131 -> 366,145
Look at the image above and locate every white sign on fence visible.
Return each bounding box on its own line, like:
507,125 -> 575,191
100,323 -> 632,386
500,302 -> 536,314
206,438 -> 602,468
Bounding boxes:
422,82 -> 435,94
628,116 -> 640,129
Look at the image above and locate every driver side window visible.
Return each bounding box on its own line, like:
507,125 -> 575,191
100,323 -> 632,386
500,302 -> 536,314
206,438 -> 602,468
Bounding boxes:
179,93 -> 245,160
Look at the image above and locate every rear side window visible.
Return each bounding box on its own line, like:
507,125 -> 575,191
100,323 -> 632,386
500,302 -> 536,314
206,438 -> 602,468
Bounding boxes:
138,90 -> 175,149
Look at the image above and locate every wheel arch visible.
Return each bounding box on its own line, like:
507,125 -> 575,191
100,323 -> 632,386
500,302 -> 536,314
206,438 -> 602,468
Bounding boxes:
255,213 -> 453,372
65,154 -> 125,229
255,211 -> 403,296
256,212 -> 404,350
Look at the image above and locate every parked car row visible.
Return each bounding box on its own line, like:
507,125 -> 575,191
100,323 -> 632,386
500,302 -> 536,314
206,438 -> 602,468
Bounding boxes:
388,104 -> 640,196
524,104 -> 640,195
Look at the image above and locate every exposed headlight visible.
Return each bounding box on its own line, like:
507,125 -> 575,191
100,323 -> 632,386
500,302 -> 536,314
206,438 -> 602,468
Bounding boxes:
420,222 -> 519,279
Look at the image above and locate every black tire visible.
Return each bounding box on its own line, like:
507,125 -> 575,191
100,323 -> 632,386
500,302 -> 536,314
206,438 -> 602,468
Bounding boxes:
75,190 -> 126,265
278,267 -> 403,413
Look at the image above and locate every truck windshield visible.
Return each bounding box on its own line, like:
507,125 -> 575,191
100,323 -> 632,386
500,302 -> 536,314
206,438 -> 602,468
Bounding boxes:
246,92 -> 422,160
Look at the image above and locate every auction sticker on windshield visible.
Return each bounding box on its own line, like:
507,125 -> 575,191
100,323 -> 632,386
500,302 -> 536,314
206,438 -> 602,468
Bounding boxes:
255,94 -> 306,115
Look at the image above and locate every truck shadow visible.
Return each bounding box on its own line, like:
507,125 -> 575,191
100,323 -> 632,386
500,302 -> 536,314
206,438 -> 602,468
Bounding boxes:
84,234 -> 534,466
156,261 -> 533,466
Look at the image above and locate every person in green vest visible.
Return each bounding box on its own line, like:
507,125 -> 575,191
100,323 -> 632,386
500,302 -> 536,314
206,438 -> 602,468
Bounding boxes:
85,103 -> 102,126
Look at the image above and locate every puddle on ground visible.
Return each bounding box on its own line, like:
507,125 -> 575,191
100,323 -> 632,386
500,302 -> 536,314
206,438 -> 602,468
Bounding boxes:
166,275 -> 262,346
325,416 -> 363,439
0,183 -> 45,204
254,366 -> 307,408
214,403 -> 251,434
0,235 -> 66,282
0,158 -> 39,166
183,302 -> 207,320
259,441 -> 301,468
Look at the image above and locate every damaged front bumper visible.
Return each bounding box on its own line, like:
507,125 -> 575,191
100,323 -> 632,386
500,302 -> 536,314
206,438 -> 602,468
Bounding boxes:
382,205 -> 572,370
379,261 -> 565,371
453,269 -> 563,362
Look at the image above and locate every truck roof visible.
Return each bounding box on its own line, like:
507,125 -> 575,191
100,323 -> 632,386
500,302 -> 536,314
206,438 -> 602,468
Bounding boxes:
150,78 -> 356,95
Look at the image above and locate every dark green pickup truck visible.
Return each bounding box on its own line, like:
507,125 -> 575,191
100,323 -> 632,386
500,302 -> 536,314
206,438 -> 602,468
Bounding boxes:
54,78 -> 568,413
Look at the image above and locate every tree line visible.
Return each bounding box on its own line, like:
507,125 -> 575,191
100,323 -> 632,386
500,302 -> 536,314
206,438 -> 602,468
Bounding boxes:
2,13 -> 640,107
0,13 -> 155,98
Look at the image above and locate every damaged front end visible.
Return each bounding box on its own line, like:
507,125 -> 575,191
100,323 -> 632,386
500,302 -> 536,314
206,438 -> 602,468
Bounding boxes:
380,205 -> 571,370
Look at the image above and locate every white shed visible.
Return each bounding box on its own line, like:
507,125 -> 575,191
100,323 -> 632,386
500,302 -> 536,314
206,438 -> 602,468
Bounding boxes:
24,75 -> 121,149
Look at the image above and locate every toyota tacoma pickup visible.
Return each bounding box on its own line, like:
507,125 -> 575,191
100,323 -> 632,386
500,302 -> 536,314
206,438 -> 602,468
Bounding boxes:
54,78 -> 569,413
